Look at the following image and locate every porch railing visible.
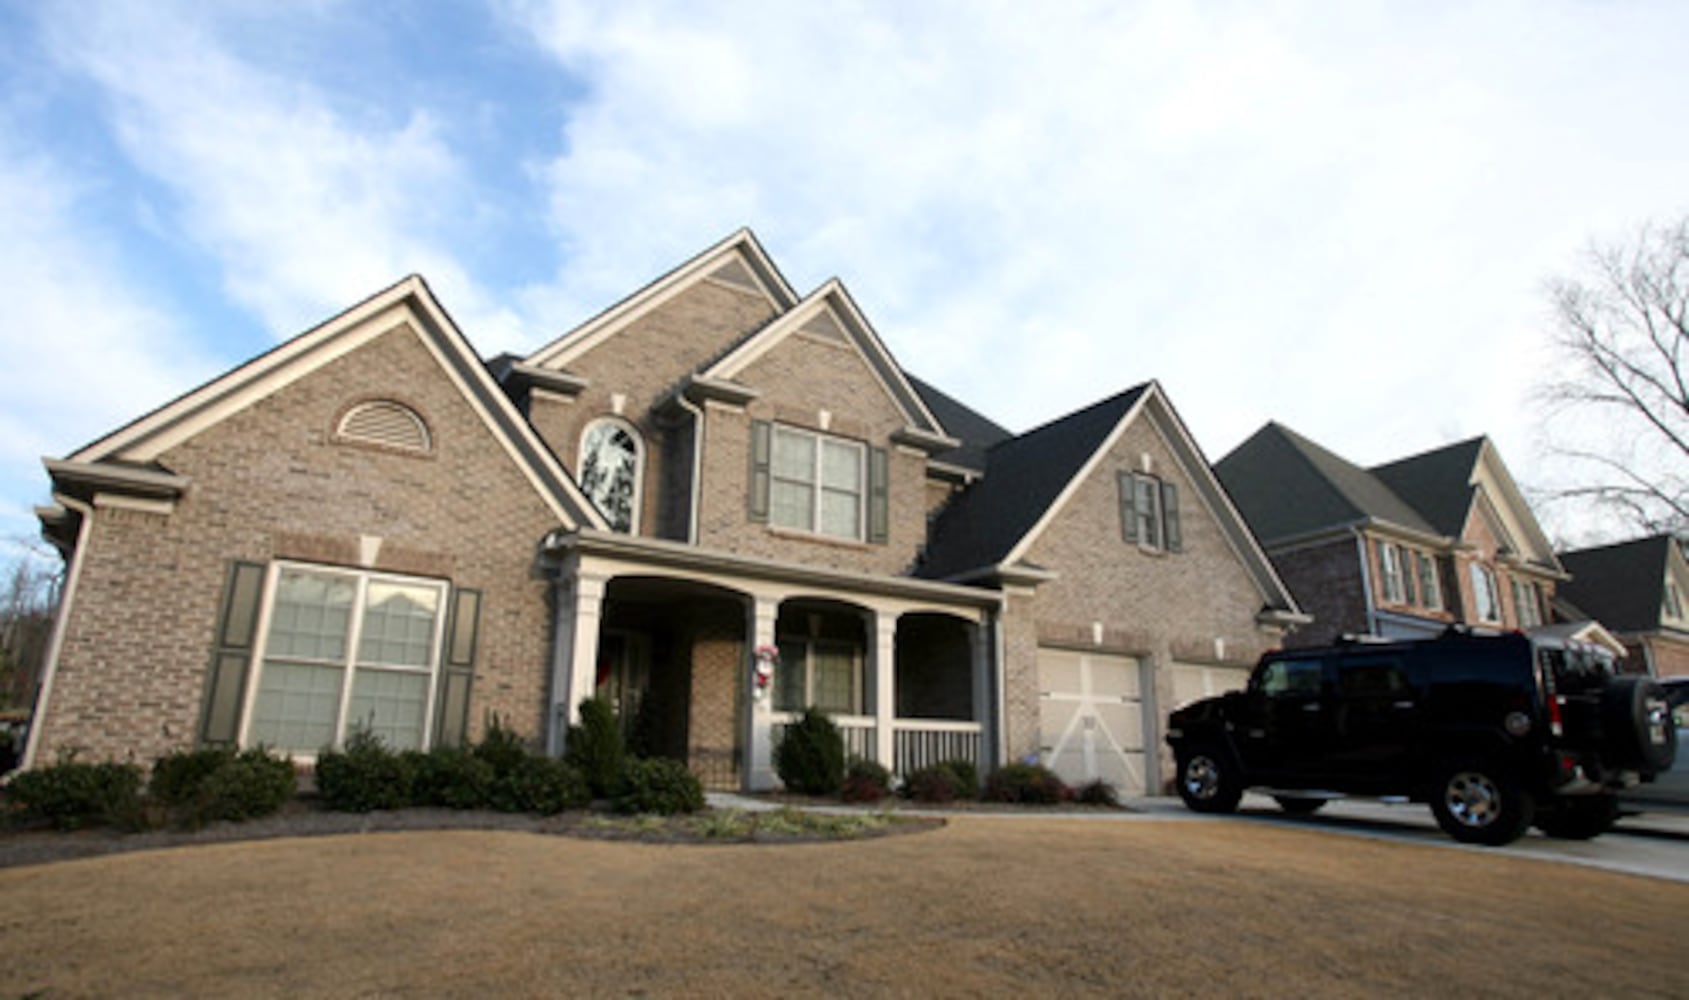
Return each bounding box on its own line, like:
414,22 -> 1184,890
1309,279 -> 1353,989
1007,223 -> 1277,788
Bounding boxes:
892,719 -> 982,777
771,713 -> 876,762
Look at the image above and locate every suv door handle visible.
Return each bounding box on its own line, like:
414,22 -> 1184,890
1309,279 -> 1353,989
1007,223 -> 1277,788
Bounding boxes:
1392,701 -> 1415,710
1301,702 -> 1322,712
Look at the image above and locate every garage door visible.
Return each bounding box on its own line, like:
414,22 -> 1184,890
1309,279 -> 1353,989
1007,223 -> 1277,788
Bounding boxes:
1037,648 -> 1146,796
1170,662 -> 1251,710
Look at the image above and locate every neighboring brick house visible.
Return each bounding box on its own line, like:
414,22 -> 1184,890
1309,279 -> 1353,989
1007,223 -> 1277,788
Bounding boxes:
25,229 -> 1303,797
1216,423 -> 1565,647
1556,535 -> 1689,678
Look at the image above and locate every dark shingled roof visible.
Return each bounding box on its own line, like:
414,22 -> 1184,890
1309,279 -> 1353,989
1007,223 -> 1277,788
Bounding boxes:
1557,535 -> 1674,633
1214,423 -> 1435,545
907,375 -> 1012,474
1370,437 -> 1486,538
918,385 -> 1147,580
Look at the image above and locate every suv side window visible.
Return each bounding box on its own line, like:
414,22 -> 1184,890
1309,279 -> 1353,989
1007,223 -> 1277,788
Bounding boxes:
1338,660 -> 1409,698
1257,659 -> 1323,697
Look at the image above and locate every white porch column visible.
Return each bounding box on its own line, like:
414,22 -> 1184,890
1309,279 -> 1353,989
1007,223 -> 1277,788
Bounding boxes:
745,592 -> 781,791
547,570 -> 607,756
873,609 -> 897,769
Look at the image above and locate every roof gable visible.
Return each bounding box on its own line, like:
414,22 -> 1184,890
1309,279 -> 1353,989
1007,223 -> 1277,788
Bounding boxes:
1558,534 -> 1676,632
62,276 -> 605,530
1370,437 -> 1484,537
524,228 -> 799,370
700,280 -> 950,438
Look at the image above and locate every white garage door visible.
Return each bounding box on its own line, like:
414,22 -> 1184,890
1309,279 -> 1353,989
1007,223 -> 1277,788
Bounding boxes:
1170,662 -> 1251,710
1037,648 -> 1146,796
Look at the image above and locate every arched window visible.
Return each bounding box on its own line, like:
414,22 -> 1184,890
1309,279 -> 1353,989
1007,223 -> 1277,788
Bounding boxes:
336,399 -> 431,454
579,418 -> 643,533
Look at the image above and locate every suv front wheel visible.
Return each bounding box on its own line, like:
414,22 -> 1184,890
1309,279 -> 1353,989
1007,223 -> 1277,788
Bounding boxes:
1429,760 -> 1535,846
1176,746 -> 1243,814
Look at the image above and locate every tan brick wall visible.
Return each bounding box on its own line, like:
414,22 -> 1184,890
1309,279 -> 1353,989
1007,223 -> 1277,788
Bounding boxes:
1011,416 -> 1282,781
531,280 -> 779,541
37,322 -> 564,763
687,624 -> 742,789
694,330 -> 930,575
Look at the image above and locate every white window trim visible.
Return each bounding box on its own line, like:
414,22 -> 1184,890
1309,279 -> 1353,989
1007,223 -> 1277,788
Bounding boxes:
578,416 -> 645,535
238,561 -> 450,757
774,636 -> 865,715
771,425 -> 866,541
1132,474 -> 1163,550
1470,562 -> 1501,624
1378,542 -> 1405,604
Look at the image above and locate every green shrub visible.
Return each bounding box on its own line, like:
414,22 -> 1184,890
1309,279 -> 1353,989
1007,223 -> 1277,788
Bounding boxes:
565,698 -> 626,799
934,758 -> 979,797
774,707 -> 845,796
152,747 -> 295,828
315,729 -> 415,813
408,748 -> 494,810
615,757 -> 705,815
841,758 -> 891,803
8,755 -> 145,830
472,715 -> 531,775
503,755 -> 591,814
1074,779 -> 1119,807
904,764 -> 963,804
982,762 -> 1071,805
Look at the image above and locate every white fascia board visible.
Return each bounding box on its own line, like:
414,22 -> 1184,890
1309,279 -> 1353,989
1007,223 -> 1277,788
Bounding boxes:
821,279 -> 946,434
524,230 -> 797,370
1474,440 -> 1563,573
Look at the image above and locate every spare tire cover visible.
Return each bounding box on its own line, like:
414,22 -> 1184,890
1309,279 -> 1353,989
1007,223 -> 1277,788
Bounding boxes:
1601,677 -> 1678,773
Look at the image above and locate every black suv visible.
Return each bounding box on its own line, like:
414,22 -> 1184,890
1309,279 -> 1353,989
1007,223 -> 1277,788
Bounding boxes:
1165,629 -> 1677,845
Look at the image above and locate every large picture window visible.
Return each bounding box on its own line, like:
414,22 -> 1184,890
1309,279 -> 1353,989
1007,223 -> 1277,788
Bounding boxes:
244,565 -> 447,754
579,418 -> 643,533
770,426 -> 864,540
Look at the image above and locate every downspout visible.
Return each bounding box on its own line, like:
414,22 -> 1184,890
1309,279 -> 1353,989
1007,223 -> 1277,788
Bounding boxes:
1352,527 -> 1377,637
672,392 -> 705,545
20,496 -> 95,771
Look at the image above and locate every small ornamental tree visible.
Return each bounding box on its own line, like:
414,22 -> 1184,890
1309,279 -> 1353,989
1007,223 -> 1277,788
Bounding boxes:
565,697 -> 626,799
774,707 -> 845,795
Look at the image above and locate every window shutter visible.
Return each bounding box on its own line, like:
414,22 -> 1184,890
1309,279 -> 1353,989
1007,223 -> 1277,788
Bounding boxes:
434,588 -> 480,749
198,561 -> 266,746
1161,480 -> 1182,552
749,420 -> 772,522
868,447 -> 890,544
1119,472 -> 1138,542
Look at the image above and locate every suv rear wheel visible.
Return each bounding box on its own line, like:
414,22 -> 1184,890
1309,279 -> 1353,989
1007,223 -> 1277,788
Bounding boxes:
1535,795 -> 1619,840
1176,746 -> 1242,814
1429,760 -> 1535,846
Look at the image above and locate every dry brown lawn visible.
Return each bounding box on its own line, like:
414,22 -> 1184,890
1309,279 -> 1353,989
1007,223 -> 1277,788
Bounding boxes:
1,816 -> 1683,998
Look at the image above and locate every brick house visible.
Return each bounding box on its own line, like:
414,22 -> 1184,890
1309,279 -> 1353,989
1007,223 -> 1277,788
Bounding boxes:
1556,535 -> 1689,678
1215,423 -> 1565,647
25,230 -> 1303,796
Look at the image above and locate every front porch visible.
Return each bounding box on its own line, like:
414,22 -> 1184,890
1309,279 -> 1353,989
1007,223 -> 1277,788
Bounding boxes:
543,531 -> 1001,791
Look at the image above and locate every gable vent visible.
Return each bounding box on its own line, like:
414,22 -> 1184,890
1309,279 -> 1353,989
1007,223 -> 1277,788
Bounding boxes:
337,400 -> 432,454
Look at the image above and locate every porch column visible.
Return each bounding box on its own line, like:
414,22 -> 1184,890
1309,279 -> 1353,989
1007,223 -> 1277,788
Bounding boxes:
873,609 -> 897,769
547,570 -> 607,756
970,616 -> 993,776
745,592 -> 780,791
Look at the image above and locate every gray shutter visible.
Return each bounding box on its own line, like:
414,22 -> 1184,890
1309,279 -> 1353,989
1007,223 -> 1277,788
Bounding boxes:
749,420 -> 772,522
1119,472 -> 1138,542
199,561 -> 266,746
434,588 -> 480,749
868,446 -> 889,544
1161,480 -> 1182,553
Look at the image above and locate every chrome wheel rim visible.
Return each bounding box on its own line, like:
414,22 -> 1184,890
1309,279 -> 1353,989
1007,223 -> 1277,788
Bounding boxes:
1183,756 -> 1222,801
1445,771 -> 1501,828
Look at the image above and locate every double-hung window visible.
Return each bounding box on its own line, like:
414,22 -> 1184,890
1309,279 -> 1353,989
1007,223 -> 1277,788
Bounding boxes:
1512,579 -> 1543,627
1416,552 -> 1443,610
774,638 -> 863,715
1470,562 -> 1501,623
244,564 -> 447,754
1119,472 -> 1182,552
770,426 -> 865,540
1377,542 -> 1406,603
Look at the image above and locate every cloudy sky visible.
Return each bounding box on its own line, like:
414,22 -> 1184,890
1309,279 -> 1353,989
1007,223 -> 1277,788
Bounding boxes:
3,0 -> 1686,552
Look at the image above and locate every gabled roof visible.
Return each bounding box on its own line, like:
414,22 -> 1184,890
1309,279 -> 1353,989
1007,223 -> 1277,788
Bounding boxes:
1214,422 -> 1435,545
524,228 -> 799,370
1557,535 -> 1676,633
696,279 -> 951,441
907,375 -> 1012,474
1371,437 -> 1487,537
58,275 -> 605,530
920,386 -> 1147,580
918,383 -> 1300,616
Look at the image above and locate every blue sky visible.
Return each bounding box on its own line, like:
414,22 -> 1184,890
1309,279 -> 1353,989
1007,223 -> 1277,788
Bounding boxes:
4,0 -> 1687,556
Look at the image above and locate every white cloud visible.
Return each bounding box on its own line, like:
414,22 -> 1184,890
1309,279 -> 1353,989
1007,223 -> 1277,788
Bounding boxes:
509,0 -> 1689,498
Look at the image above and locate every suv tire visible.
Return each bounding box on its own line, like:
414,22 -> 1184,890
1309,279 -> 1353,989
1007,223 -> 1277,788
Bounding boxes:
1273,795 -> 1327,815
1535,795 -> 1619,840
1429,760 -> 1535,846
1176,746 -> 1243,814
1601,677 -> 1677,773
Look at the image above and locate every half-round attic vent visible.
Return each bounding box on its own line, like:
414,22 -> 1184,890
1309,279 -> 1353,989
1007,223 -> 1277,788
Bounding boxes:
337,399 -> 432,454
